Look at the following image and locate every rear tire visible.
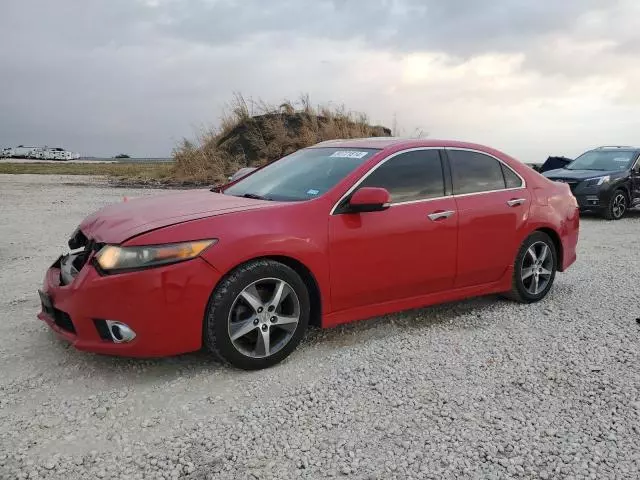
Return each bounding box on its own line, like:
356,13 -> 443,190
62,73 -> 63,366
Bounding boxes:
505,232 -> 557,303
203,259 -> 310,370
602,189 -> 627,220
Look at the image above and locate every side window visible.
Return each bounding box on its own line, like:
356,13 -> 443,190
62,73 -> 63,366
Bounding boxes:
449,150 -> 506,195
501,164 -> 523,189
359,150 -> 445,203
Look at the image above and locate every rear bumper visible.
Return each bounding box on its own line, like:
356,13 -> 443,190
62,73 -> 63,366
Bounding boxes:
37,257 -> 221,357
560,207 -> 580,272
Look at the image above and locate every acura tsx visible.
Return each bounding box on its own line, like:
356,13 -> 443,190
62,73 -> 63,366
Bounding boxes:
38,138 -> 579,369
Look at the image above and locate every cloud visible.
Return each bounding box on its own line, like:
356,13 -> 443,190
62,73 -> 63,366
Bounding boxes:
0,0 -> 639,160
152,0 -> 610,55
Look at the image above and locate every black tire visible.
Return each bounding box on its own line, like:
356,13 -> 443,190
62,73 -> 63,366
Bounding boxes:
602,189 -> 628,220
505,231 -> 557,303
203,259 -> 310,370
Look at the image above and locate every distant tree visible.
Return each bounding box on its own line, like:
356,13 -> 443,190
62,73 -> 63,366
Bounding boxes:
114,153 -> 131,159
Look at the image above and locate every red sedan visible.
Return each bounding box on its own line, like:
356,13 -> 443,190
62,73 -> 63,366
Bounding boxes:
38,138 -> 579,369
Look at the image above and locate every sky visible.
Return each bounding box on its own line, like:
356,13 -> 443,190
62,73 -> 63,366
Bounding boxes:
1,0 -> 639,161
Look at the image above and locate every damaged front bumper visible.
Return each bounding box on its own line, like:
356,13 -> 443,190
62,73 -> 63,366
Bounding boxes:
37,232 -> 223,357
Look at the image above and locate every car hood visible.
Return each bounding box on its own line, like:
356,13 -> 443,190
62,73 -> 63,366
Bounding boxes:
543,168 -> 621,180
79,190 -> 275,244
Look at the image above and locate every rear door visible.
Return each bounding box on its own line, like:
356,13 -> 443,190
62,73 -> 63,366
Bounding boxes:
328,148 -> 458,312
445,148 -> 531,288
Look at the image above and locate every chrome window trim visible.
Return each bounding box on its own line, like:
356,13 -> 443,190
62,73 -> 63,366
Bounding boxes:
330,147 -> 443,215
330,146 -> 527,215
389,196 -> 449,207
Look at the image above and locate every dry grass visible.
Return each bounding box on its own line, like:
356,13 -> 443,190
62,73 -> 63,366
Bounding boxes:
0,162 -> 174,181
172,93 -> 391,185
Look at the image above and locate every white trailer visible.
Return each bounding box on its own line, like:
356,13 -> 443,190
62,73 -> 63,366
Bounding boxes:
43,148 -> 75,160
28,148 -> 45,159
12,146 -> 37,158
3,146 -> 81,160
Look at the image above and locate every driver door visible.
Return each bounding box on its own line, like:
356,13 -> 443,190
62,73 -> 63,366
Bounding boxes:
328,149 -> 458,312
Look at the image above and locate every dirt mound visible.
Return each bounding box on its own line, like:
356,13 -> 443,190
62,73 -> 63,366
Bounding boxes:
172,95 -> 392,184
216,112 -> 391,166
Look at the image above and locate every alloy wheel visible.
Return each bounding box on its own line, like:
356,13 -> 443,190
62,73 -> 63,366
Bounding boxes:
228,278 -> 300,358
612,193 -> 626,219
520,241 -> 554,296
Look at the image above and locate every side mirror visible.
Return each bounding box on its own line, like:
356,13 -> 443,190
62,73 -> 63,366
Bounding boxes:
348,187 -> 391,213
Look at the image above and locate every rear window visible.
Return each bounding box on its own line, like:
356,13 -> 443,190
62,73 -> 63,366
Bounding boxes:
501,164 -> 523,189
449,150 -> 506,195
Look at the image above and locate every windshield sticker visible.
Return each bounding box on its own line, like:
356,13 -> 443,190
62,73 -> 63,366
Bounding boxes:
614,157 -> 629,162
329,151 -> 369,159
306,189 -> 320,196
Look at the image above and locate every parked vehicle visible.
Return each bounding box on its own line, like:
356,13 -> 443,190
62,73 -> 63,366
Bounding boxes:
37,138 -> 579,369
538,156 -> 573,173
43,147 -> 79,160
543,146 -> 640,219
9,146 -> 38,158
0,145 -> 80,160
28,148 -> 45,160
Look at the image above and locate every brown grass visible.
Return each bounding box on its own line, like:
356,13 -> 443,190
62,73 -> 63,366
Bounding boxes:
0,162 -> 173,180
171,93 -> 391,185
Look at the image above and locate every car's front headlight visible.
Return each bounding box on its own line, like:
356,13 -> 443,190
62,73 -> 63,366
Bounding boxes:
95,240 -> 217,273
585,175 -> 610,187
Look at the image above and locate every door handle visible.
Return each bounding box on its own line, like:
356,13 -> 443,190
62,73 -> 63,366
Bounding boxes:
427,210 -> 455,221
507,198 -> 526,207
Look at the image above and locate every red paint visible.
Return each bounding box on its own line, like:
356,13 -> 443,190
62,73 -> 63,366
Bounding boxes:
329,196 -> 458,311
39,139 -> 579,357
349,187 -> 391,208
453,189 -> 532,288
38,258 -> 221,356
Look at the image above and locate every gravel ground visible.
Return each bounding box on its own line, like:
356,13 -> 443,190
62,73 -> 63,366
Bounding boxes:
1,174 -> 639,480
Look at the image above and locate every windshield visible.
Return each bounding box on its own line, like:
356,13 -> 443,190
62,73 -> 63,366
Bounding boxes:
566,150 -> 636,171
224,147 -> 379,201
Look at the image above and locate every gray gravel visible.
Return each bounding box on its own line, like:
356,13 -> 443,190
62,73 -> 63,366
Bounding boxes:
1,174 -> 639,479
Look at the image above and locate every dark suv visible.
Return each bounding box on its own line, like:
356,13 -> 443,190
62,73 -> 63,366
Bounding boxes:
543,146 -> 640,220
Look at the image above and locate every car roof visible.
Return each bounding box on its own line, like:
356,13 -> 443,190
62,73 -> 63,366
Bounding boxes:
311,137 -> 499,152
591,145 -> 640,152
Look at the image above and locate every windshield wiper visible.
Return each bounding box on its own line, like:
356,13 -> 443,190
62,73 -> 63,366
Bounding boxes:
241,193 -> 271,200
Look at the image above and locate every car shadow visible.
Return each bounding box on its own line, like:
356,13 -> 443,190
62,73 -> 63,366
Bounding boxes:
579,208 -> 640,221
58,294 -> 506,382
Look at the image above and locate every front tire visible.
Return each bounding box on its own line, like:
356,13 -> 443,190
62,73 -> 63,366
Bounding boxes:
505,232 -> 557,303
602,189 -> 627,220
203,259 -> 310,370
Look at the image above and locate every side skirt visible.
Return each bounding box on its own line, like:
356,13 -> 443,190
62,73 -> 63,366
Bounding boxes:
322,268 -> 513,329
